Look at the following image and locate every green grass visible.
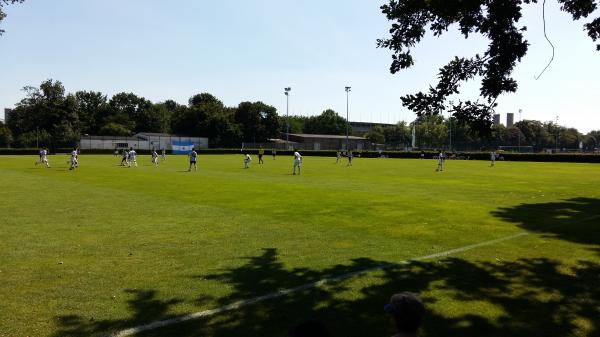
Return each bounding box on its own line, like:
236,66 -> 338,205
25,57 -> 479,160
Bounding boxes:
0,154 -> 598,337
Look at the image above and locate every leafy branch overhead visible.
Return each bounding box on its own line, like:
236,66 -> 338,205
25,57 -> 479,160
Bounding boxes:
0,0 -> 24,35
378,0 -> 600,136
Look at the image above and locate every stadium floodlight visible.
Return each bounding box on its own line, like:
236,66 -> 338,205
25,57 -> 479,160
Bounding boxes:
284,87 -> 291,144
345,87 -> 351,151
518,109 -> 523,152
555,115 -> 559,152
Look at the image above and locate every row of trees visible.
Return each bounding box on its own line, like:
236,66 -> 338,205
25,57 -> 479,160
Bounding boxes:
0,79 -> 353,148
364,116 -> 600,152
1,79 -> 597,151
0,80 -> 278,148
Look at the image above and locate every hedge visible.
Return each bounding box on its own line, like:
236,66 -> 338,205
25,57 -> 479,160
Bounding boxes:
1,148 -> 599,163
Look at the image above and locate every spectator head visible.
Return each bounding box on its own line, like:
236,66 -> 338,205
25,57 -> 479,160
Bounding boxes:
384,292 -> 425,335
288,319 -> 330,337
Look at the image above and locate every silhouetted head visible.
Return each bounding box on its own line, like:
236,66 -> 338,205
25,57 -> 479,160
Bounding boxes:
384,292 -> 425,335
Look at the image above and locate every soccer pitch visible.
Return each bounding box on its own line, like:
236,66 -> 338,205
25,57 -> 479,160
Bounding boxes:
1,154 -> 598,337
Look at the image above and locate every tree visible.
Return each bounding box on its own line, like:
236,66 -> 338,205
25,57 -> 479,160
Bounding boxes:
234,101 -> 279,142
7,79 -> 80,147
189,93 -> 222,107
0,0 -> 24,36
365,126 -> 386,144
99,122 -> 132,137
202,109 -> 242,148
172,93 -> 238,147
0,121 -> 12,147
75,91 -> 109,134
108,92 -> 154,134
378,0 -> 600,136
304,109 -> 349,135
383,122 -> 411,148
582,130 -> 600,150
279,115 -> 307,134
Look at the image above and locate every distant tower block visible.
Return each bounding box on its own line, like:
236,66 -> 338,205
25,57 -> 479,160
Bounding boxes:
493,114 -> 501,126
506,113 -> 514,127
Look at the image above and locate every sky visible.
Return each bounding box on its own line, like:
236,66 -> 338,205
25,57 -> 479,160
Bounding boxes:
0,0 -> 598,132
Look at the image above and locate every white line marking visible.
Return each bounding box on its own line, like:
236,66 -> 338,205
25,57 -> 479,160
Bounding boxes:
110,214 -> 600,336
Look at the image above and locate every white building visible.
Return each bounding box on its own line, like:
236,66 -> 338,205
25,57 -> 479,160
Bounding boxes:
79,133 -> 209,151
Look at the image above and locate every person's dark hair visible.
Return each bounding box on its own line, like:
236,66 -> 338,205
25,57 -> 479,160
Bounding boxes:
288,319 -> 330,337
384,292 -> 425,334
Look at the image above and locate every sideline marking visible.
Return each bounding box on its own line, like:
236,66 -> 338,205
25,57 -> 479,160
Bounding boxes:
110,214 -> 599,337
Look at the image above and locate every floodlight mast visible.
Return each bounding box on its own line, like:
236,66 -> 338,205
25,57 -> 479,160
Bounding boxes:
284,87 -> 291,144
345,86 -> 351,151
555,115 -> 559,152
518,109 -> 523,153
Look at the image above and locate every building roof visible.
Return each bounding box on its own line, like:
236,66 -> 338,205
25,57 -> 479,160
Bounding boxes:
135,132 -> 175,137
287,133 -> 366,140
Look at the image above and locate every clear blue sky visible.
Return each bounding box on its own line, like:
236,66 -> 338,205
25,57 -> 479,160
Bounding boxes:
1,0 -> 598,132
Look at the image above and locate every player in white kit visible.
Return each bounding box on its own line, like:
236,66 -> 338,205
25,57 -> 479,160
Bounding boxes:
490,151 -> 496,167
69,148 -> 78,170
336,151 -> 341,164
151,149 -> 159,167
436,152 -> 444,172
128,148 -> 137,167
293,149 -> 302,175
161,148 -> 166,161
36,148 -> 50,168
244,153 -> 252,168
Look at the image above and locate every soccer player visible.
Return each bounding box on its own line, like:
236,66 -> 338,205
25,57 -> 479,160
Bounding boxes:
436,152 -> 444,172
121,149 -> 129,166
336,150 -> 341,164
151,149 -> 159,167
69,147 -> 78,170
293,149 -> 302,175
35,148 -> 43,165
188,148 -> 198,171
128,148 -> 137,167
244,153 -> 252,168
490,151 -> 496,167
272,148 -> 276,160
161,148 -> 166,161
41,148 -> 50,167
37,148 -> 50,168
258,146 -> 264,164
347,150 -> 353,166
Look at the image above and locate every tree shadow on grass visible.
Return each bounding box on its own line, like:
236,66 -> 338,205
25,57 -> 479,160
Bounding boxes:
50,199 -> 600,337
52,289 -> 183,337
491,197 -> 600,246
52,248 -> 600,337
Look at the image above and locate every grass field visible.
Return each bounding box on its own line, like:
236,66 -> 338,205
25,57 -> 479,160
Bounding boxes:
0,154 -> 598,337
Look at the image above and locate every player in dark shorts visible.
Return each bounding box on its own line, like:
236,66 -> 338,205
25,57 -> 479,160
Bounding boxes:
188,148 -> 198,171
258,146 -> 265,164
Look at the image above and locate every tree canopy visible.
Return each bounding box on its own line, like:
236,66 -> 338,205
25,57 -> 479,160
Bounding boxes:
378,0 -> 600,136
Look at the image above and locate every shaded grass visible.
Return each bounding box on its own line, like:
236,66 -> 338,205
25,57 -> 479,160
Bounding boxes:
0,155 -> 598,336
